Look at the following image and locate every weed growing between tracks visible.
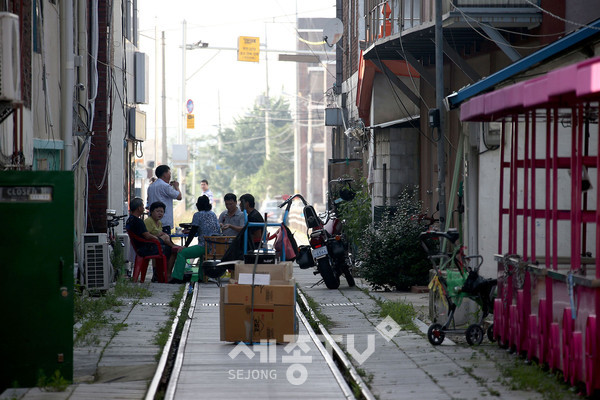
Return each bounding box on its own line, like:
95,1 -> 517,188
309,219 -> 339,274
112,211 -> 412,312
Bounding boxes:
154,285 -> 185,358
299,289 -> 332,330
154,285 -> 193,399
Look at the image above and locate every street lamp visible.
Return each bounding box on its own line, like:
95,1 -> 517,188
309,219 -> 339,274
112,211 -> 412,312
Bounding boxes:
187,40 -> 209,50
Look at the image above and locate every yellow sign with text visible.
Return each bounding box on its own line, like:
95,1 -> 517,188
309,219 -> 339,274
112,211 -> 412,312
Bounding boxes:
238,36 -> 260,62
187,114 -> 194,129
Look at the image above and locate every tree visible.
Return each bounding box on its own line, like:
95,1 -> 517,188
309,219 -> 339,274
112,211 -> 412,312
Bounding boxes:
186,94 -> 294,204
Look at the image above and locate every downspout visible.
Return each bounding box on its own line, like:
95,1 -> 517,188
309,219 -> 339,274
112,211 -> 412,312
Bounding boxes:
467,123 -> 479,263
60,0 -> 74,170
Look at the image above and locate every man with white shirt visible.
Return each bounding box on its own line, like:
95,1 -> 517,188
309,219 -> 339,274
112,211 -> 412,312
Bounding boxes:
147,165 -> 182,234
200,179 -> 214,204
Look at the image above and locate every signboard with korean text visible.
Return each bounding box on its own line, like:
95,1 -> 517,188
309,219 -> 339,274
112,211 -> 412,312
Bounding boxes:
238,36 -> 260,62
187,114 -> 194,129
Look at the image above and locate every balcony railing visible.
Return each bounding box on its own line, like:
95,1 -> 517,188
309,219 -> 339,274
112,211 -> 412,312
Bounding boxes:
364,0 -> 540,47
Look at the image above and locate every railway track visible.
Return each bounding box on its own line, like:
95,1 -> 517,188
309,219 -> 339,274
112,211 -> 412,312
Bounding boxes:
146,282 -> 375,400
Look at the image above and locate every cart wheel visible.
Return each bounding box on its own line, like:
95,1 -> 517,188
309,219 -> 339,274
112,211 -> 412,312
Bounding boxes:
487,324 -> 495,342
466,324 -> 484,346
427,323 -> 445,346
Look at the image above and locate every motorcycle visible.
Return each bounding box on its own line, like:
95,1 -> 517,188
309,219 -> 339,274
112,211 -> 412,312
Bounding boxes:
278,192 -> 355,289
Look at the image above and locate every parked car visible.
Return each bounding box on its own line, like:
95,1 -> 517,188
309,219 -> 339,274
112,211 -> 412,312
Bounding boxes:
260,199 -> 283,222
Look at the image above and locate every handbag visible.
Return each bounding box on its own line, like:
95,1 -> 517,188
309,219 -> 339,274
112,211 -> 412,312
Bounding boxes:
273,224 -> 298,261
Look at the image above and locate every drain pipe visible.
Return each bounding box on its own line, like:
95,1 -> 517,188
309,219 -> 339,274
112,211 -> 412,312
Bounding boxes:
60,0 -> 74,170
467,123 -> 479,266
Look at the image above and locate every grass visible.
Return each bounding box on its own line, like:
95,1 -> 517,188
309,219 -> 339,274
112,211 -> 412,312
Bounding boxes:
377,299 -> 418,332
74,288 -> 122,345
73,278 -> 151,345
299,289 -> 332,330
154,285 -> 186,360
113,279 -> 152,298
499,359 -> 580,400
36,370 -> 70,392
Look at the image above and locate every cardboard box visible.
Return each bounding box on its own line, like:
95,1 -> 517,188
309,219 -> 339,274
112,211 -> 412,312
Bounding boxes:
220,280 -> 298,342
233,262 -> 293,282
228,278 -> 296,287
220,302 -> 297,343
222,283 -> 296,306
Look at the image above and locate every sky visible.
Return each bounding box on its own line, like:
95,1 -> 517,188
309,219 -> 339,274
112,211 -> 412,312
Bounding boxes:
137,0 -> 337,153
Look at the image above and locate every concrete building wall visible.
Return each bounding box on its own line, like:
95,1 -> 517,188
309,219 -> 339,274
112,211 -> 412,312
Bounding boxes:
371,127 -> 419,206
371,73 -> 419,125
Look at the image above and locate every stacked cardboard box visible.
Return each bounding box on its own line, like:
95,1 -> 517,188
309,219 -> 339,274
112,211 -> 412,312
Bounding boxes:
220,261 -> 297,343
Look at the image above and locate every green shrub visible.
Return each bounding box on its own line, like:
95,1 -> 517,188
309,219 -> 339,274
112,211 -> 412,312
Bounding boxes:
357,187 -> 433,290
337,177 -> 372,255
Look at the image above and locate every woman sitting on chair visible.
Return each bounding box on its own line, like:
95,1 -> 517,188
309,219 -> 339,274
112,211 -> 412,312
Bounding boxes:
169,195 -> 221,283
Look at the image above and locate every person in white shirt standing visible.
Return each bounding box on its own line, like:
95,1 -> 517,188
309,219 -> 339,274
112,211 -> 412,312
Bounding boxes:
200,179 -> 213,204
147,165 -> 182,234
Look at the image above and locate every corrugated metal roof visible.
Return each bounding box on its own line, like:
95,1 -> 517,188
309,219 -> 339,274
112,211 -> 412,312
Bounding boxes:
447,18 -> 600,108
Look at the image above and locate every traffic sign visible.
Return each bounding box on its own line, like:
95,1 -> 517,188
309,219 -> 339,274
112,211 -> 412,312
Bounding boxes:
238,36 -> 260,62
186,99 -> 194,114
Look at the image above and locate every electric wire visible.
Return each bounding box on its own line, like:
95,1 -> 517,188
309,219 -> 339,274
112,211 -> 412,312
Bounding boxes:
273,0 -> 337,81
450,1 -> 549,50
522,0 -> 600,31
455,6 -> 567,38
373,45 -> 435,145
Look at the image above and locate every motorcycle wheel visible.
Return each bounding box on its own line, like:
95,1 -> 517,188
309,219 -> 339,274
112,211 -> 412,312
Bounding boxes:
340,262 -> 355,287
317,257 -> 340,289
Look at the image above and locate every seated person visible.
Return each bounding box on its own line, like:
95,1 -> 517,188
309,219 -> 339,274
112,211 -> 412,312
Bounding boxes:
240,193 -> 264,247
126,198 -> 175,282
170,195 -> 221,283
220,193 -> 265,262
218,193 -> 245,236
145,201 -> 181,280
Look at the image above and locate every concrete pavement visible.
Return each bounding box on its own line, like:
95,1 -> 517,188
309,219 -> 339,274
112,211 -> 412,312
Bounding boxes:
1,263 -> 582,400
1,282 -> 181,400
294,266 -> 569,400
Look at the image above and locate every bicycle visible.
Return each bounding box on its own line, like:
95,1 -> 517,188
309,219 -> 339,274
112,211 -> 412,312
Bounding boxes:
107,209 -> 129,280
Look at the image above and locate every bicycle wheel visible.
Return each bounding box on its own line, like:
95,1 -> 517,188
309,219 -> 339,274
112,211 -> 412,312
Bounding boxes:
487,323 -> 495,342
466,324 -> 484,346
427,323 -> 445,345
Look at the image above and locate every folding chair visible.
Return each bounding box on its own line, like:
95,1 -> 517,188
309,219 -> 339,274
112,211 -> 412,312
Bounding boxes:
202,236 -> 236,286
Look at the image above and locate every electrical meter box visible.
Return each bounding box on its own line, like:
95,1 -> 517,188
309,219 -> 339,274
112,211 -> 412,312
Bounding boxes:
0,171 -> 74,390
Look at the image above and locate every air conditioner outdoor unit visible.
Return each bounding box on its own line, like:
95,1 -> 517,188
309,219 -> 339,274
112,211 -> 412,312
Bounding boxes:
0,12 -> 21,101
84,242 -> 112,291
483,122 -> 502,147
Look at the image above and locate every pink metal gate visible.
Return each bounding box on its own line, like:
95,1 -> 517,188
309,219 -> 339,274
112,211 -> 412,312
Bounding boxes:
460,57 -> 600,393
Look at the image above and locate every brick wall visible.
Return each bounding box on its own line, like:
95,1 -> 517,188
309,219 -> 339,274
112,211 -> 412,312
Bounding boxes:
87,0 -> 110,233
341,0 -> 360,87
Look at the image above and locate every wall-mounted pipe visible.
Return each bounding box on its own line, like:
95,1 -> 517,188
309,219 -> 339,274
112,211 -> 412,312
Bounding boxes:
60,0 -> 74,170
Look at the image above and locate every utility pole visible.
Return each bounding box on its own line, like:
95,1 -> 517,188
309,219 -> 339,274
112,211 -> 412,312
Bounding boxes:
154,24 -> 159,167
264,25 -> 270,161
307,93 -> 313,204
161,31 -> 167,165
181,20 -> 187,147
435,0 -> 447,228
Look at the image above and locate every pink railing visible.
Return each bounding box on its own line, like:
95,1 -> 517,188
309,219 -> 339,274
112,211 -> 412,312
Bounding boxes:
460,56 -> 600,394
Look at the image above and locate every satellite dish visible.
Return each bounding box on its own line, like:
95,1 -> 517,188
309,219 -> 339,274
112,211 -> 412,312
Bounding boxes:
323,18 -> 344,47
